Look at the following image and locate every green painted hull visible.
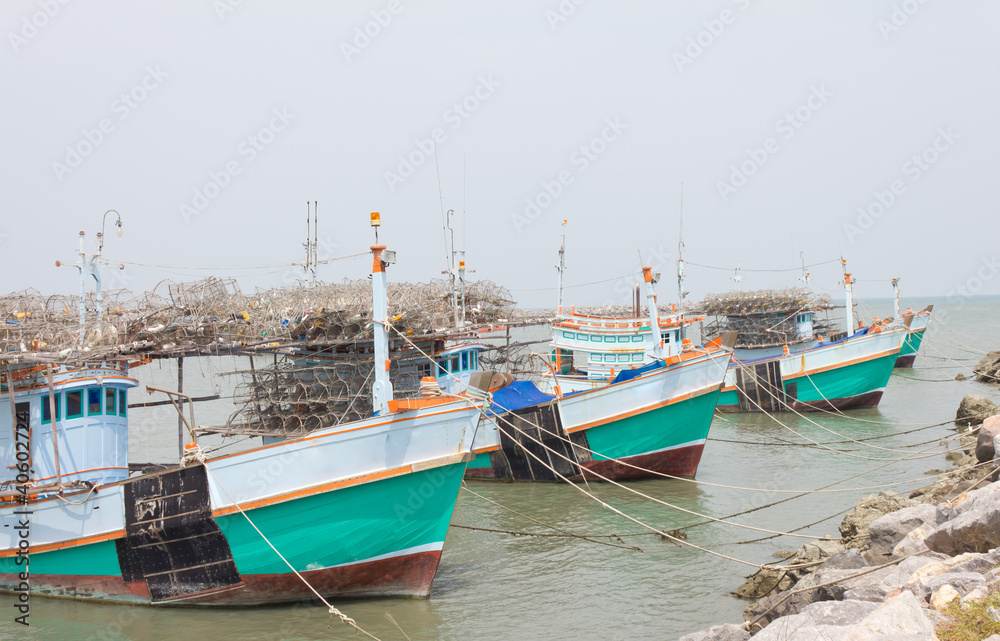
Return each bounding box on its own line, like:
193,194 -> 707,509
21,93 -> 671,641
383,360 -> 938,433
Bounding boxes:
899,329 -> 925,357
466,451 -> 493,469
585,389 -> 719,461
2,462 -> 467,588
719,351 -> 897,412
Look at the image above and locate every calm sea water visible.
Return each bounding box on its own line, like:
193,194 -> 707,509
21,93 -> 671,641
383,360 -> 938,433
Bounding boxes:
3,296 -> 998,641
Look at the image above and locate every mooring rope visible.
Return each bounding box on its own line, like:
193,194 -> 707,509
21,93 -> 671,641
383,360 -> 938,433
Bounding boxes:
203,465 -> 382,640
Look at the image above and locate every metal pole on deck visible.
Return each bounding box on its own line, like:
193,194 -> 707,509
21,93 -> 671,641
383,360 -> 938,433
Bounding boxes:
177,356 -> 184,459
47,366 -> 62,491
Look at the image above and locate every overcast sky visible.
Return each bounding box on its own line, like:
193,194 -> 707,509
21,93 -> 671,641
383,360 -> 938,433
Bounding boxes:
2,1 -> 997,310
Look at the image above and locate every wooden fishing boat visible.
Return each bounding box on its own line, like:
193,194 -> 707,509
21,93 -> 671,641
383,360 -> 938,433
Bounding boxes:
0,219 -> 480,605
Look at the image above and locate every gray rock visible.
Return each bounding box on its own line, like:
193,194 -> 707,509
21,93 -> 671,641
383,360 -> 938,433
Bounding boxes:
799,600 -> 880,626
854,590 -> 937,637
677,624 -> 749,641
867,504 -> 939,558
955,393 -> 998,427
753,615 -> 851,641
925,489 -> 1000,554
821,548 -> 869,571
839,492 -> 918,548
915,571 -> 987,600
974,351 -> 1000,385
843,584 -> 892,602
977,416 -> 1000,462
982,636 -> 1000,641
950,547 -> 1000,574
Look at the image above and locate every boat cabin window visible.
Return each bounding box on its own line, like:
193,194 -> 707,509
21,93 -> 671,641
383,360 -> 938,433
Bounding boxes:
66,390 -> 83,419
41,393 -> 61,423
461,352 -> 468,370
105,388 -> 116,415
450,356 -> 459,372
418,362 -> 432,378
437,360 -> 446,376
87,387 -> 102,415
472,351 -> 478,369
119,390 -> 127,417
664,332 -> 671,343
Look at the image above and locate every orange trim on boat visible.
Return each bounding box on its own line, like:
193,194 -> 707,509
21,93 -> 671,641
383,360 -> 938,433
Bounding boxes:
565,383 -> 721,434
0,529 -> 126,558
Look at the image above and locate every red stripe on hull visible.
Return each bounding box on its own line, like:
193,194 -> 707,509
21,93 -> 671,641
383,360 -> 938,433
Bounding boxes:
576,442 -> 706,481
894,354 -> 917,368
0,550 -> 443,606
463,466 -> 498,480
718,390 -> 884,413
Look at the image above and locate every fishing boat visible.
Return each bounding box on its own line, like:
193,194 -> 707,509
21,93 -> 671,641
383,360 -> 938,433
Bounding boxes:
707,262 -> 908,412
0,216 -> 481,605
464,225 -> 733,481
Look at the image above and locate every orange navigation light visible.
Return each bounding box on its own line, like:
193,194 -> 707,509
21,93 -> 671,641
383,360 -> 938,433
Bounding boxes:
370,212 -> 381,227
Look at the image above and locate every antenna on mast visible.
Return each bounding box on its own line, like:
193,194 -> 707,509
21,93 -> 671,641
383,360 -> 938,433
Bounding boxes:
556,219 -> 567,315
798,251 -> 811,289
731,263 -> 743,292
677,183 -> 686,313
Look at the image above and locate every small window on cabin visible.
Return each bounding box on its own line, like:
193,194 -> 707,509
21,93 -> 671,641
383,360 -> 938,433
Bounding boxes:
618,336 -> 629,343
88,387 -> 102,415
437,361 -> 446,376
450,356 -> 459,372
604,336 -> 615,343
41,394 -> 54,423
66,390 -> 83,419
578,334 -> 588,342
618,355 -> 630,363
106,388 -> 116,415
591,354 -> 602,363
632,336 -> 643,342
461,352 -> 469,371
119,390 -> 127,417
472,351 -> 478,369
563,331 -> 574,339
633,354 -> 644,362
664,333 -> 671,343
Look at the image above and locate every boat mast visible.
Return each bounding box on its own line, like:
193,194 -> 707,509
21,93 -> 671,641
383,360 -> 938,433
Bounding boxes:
676,184 -> 686,314
842,257 -> 855,335
370,212 -> 394,415
731,262 -> 743,292
892,277 -> 901,318
642,262 -> 664,359
556,219 -> 567,315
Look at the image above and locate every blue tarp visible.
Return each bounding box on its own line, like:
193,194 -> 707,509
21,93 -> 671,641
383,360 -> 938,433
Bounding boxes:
610,359 -> 665,384
487,380 -> 555,415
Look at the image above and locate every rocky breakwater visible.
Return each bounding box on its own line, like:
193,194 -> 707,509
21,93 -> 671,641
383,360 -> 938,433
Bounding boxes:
680,394 -> 1000,641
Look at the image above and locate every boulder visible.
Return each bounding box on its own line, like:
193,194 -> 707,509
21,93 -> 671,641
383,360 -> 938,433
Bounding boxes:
852,590 -> 938,637
959,586 -> 988,610
977,415 -> 1000,462
752,614 -> 852,641
925,490 -> 1000,555
974,351 -> 1000,385
930,584 -> 959,611
678,624 -> 749,641
821,548 -> 869,571
867,504 -> 940,558
891,527 -> 930,557
917,572 -> 986,600
949,546 -> 1000,573
839,492 -> 918,548
800,600 -> 880,625
955,394 -> 998,428
732,539 -> 844,600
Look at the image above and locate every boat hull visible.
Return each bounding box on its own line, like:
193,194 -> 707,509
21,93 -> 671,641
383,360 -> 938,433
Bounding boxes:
468,350 -> 728,481
894,328 -> 926,368
717,329 -> 904,413
0,461 -> 467,605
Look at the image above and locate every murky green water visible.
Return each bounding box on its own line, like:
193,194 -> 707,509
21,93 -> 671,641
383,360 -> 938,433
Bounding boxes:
3,296 -> 997,640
